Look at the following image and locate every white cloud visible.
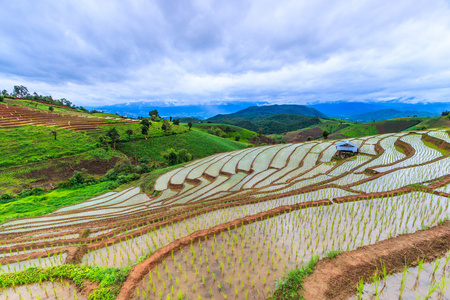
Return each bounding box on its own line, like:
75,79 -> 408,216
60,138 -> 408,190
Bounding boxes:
1,0 -> 450,106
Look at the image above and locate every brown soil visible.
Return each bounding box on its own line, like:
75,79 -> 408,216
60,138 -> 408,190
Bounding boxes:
11,156 -> 119,191
300,221 -> 450,300
422,132 -> 450,152
80,280 -> 99,297
248,134 -> 277,145
283,126 -> 323,143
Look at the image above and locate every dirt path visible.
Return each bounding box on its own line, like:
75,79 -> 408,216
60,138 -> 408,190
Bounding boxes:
300,221 -> 450,300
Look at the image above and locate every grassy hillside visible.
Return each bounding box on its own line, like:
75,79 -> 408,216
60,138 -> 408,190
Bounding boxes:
117,129 -> 249,163
191,123 -> 257,143
6,98 -> 84,114
0,99 -> 250,196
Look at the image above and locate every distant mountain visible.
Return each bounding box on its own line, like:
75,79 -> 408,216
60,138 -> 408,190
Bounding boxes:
206,114 -> 321,134
85,101 -> 268,119
349,109 -> 436,122
208,104 -> 327,121
307,101 -> 449,118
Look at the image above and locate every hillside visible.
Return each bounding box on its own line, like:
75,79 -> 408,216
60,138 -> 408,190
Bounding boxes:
349,108 -> 435,122
279,115 -> 450,142
208,104 -> 326,121
0,99 -> 251,198
206,113 -> 322,134
190,123 -> 259,143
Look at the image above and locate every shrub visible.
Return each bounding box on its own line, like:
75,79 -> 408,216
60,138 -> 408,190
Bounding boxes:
235,135 -> 241,141
105,159 -> 152,181
58,171 -> 98,189
213,127 -> 226,137
162,148 -> 193,166
0,95 -> 4,102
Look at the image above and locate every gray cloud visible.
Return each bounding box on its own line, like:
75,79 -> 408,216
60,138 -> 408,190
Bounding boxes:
1,0 -> 450,106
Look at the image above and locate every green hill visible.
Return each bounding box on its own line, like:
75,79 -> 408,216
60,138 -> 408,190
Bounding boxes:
191,123 -> 258,143
348,109 -> 435,122
208,104 -> 326,121
116,129 -> 248,163
206,113 -> 321,134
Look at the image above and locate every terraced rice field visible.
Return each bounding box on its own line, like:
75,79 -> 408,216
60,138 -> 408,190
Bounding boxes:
1,129 -> 450,299
0,102 -> 136,130
354,253 -> 450,299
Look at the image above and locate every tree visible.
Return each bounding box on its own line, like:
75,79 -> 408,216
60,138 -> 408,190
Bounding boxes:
162,148 -> 192,166
322,130 -> 329,139
149,109 -> 159,118
0,95 -> 3,102
13,85 -> 29,98
126,129 -> 133,140
169,116 -> 172,122
163,148 -> 178,166
140,119 -> 151,128
1,90 -> 8,96
50,129 -> 57,140
258,127 -> 264,135
141,125 -> 149,140
177,149 -> 193,163
105,127 -> 120,149
235,135 -> 241,141
161,119 -> 171,133
188,122 -> 193,131
307,136 -> 312,141
49,106 -> 54,112
224,126 -> 232,137
173,119 -> 180,125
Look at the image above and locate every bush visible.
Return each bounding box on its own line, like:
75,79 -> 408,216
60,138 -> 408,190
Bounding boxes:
117,173 -> 140,184
105,159 -> 153,181
58,171 -> 98,189
235,135 -> 241,141
0,95 -> 4,102
162,148 -> 193,166
213,127 -> 226,137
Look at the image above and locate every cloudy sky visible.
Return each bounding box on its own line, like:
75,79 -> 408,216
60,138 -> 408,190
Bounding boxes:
1,0 -> 450,106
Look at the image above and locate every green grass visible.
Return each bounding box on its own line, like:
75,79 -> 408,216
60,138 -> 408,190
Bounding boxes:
0,126 -> 97,168
92,112 -> 121,118
116,130 -> 248,163
0,264 -> 131,300
326,249 -> 342,259
0,181 -> 120,223
269,256 -> 319,300
423,140 -> 450,156
10,99 -> 83,114
191,123 -> 257,143
339,124 -> 379,137
395,145 -> 406,155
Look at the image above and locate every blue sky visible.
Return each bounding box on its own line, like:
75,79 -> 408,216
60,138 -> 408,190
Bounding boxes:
1,0 -> 450,106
